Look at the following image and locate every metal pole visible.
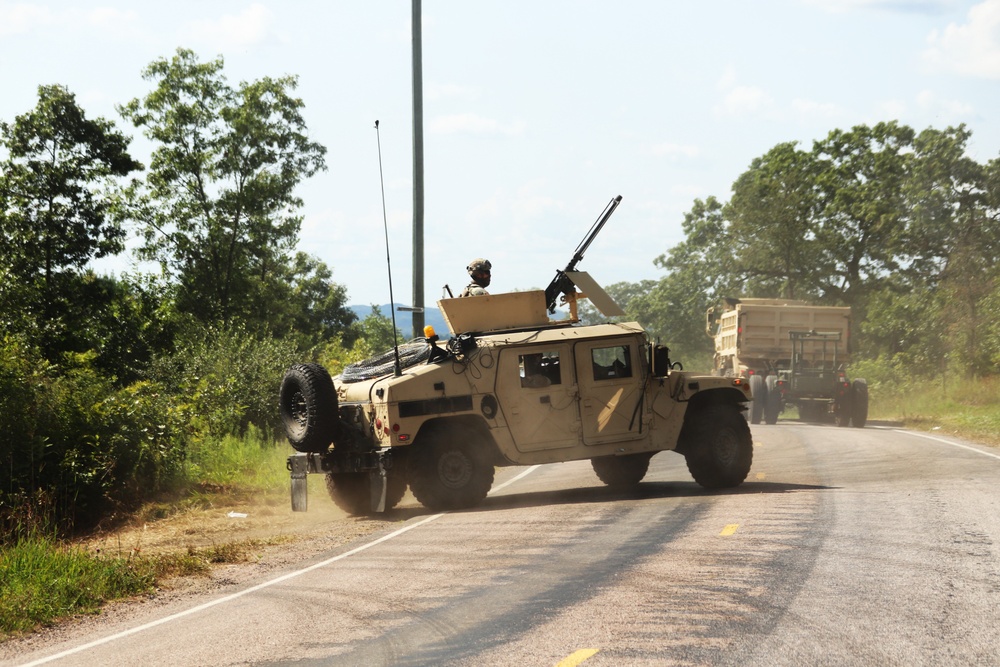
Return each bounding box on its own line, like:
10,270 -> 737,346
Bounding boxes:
411,0 -> 426,339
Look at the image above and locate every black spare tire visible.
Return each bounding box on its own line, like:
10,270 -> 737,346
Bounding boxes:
279,363 -> 338,453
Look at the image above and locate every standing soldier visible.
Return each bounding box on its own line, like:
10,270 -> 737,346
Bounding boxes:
461,258 -> 492,297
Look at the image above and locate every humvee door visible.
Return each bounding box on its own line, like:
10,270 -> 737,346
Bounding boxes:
573,338 -> 645,446
495,344 -> 582,452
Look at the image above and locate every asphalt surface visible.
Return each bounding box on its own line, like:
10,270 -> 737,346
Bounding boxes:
4,423 -> 1000,666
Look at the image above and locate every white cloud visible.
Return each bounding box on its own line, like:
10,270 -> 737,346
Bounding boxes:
791,98 -> 842,120
923,0 -> 1000,78
428,113 -> 525,136
650,142 -> 700,159
181,3 -> 277,50
425,82 -> 481,102
86,6 -> 139,30
0,4 -> 54,35
803,0 -> 960,13
876,98 -> 909,118
916,89 -> 977,117
716,65 -> 739,91
714,85 -> 775,118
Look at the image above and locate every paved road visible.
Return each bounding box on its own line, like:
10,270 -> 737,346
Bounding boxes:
5,424 -> 1000,666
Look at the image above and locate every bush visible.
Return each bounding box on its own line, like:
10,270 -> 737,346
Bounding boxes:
147,323 -> 302,439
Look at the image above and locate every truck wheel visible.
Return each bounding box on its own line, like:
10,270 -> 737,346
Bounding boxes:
681,406 -> 753,489
325,473 -> 371,515
748,375 -> 766,424
325,467 -> 408,515
279,363 -> 338,453
591,452 -> 654,488
409,425 -> 495,511
851,379 -> 869,428
764,375 -> 781,425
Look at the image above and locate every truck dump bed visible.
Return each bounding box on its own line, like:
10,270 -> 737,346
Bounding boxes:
713,299 -> 851,371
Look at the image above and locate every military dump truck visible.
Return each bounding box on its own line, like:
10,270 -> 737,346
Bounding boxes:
706,297 -> 868,427
279,197 -> 754,514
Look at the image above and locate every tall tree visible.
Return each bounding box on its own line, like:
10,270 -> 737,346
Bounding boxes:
811,121 -> 915,310
119,48 -> 329,329
725,142 -> 824,300
906,125 -> 993,375
627,197 -> 738,366
0,84 -> 141,357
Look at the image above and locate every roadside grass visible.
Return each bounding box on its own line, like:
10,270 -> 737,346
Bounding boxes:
0,429 -> 295,639
0,535 -> 156,638
870,375 -> 1000,446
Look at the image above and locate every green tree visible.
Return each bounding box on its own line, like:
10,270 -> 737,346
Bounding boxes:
811,121 -> 915,309
725,142 -> 824,300
119,48 -> 330,331
0,84 -> 141,358
627,197 -> 738,367
906,126 -> 994,376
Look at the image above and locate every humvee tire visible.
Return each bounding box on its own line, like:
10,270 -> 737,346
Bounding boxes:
325,468 -> 408,515
325,473 -> 371,515
764,375 -> 781,425
851,379 -> 869,428
748,375 -> 766,424
409,424 -> 495,511
591,452 -> 654,488
280,363 -> 338,453
681,406 -> 753,489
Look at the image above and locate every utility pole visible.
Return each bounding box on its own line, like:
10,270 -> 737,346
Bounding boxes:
411,0 -> 426,338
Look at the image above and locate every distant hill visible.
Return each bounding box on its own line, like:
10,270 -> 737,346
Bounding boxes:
349,303 -> 450,339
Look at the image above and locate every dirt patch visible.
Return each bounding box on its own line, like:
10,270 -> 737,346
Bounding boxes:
80,486 -> 429,598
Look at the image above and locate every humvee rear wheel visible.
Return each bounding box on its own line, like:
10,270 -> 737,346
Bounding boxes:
591,452 -> 654,488
325,468 -> 408,516
409,426 -> 495,511
681,406 -> 753,489
748,375 -> 766,424
325,473 -> 370,515
851,379 -> 869,428
279,363 -> 338,453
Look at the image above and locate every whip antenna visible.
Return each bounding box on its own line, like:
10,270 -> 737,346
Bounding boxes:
374,120 -> 403,377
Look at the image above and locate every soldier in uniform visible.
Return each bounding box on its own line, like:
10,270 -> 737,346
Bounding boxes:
461,258 -> 491,297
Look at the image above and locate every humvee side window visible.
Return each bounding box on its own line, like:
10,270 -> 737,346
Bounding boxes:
591,345 -> 632,381
519,351 -> 561,388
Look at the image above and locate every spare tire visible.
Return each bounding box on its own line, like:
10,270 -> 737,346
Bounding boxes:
279,363 -> 338,453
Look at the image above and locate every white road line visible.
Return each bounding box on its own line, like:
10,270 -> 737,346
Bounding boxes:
18,464 -> 543,667
894,429 -> 1000,461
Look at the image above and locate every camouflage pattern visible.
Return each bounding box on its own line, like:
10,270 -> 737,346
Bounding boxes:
461,283 -> 489,297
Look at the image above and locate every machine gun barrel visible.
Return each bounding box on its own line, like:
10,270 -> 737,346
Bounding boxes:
544,195 -> 622,313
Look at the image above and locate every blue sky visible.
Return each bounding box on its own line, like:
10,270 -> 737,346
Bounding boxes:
2,0 -> 998,307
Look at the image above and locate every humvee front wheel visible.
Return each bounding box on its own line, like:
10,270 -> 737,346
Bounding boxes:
409,426 -> 495,511
591,452 -> 654,488
681,406 -> 753,489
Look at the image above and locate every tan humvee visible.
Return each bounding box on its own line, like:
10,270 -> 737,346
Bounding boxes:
281,284 -> 754,514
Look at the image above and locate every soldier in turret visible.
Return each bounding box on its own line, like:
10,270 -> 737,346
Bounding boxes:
461,258 -> 491,297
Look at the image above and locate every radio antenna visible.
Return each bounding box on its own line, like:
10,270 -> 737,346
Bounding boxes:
374,120 -> 403,377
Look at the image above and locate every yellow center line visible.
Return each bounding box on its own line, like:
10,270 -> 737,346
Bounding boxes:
755,472 -> 766,481
720,523 -> 740,536
555,648 -> 600,666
